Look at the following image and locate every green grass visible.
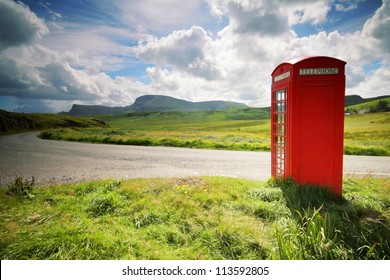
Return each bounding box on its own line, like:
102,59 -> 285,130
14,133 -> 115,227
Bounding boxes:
343,112 -> 390,156
1,176 -> 389,260
38,110 -> 390,156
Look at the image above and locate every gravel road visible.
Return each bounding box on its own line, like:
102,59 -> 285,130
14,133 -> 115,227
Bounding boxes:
0,132 -> 389,185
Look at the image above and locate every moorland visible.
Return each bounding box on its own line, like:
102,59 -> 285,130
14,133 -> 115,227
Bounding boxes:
1,96 -> 389,260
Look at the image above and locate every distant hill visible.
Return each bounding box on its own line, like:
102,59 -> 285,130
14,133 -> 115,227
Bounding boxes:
0,109 -> 105,133
64,104 -> 129,116
345,95 -> 365,107
62,94 -> 389,116
64,95 -> 249,116
345,95 -> 389,107
345,96 -> 390,113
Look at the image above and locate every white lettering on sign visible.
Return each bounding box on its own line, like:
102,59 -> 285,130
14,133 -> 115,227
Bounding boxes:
274,71 -> 290,82
299,68 -> 339,75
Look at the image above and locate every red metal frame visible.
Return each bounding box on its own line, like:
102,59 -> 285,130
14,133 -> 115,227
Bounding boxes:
271,56 -> 346,196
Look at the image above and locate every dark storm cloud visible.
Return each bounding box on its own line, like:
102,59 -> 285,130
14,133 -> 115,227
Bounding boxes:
0,0 -> 48,50
0,58 -> 30,89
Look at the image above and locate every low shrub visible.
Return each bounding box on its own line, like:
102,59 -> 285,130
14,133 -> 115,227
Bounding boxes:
344,146 -> 389,156
87,194 -> 119,217
37,131 -> 53,139
6,176 -> 35,198
125,138 -> 152,146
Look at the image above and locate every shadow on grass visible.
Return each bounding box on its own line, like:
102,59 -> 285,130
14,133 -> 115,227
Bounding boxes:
269,178 -> 390,260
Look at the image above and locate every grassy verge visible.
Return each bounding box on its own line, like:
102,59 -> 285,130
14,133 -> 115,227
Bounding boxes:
1,176 -> 389,260
37,127 -> 270,151
37,111 -> 389,156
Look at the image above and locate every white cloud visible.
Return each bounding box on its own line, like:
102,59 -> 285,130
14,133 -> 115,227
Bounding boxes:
334,0 -> 363,12
41,23 -> 140,74
207,0 -> 331,29
228,1 -> 289,36
362,0 -> 390,55
207,0 -> 290,36
135,26 -> 221,80
146,67 -> 179,91
281,0 -> 331,25
347,66 -> 390,97
115,0 -> 207,34
0,42 -> 151,110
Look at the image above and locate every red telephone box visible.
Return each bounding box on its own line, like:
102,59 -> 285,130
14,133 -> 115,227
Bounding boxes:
271,56 -> 346,196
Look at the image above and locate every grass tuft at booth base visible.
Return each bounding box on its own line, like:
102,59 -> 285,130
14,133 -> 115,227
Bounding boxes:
0,176 -> 389,260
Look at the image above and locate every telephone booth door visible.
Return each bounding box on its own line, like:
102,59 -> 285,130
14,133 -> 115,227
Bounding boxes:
271,89 -> 287,178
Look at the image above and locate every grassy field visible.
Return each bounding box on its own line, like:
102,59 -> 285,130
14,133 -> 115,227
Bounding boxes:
38,109 -> 271,151
38,110 -> 390,156
1,176 -> 389,260
343,112 -> 390,155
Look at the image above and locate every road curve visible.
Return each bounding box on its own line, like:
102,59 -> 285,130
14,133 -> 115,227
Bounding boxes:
0,132 -> 389,185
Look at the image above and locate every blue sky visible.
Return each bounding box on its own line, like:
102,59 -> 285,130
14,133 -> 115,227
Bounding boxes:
0,0 -> 389,112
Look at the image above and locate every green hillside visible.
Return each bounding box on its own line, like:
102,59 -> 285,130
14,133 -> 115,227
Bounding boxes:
345,95 -> 365,107
64,104 -> 128,116
128,95 -> 248,112
0,109 -> 106,133
345,97 -> 390,114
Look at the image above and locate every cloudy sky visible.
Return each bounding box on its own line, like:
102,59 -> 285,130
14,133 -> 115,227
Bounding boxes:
0,0 -> 389,113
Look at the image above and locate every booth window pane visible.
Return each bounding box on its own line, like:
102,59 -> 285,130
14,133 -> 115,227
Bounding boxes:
276,114 -> 285,124
276,102 -> 285,112
275,125 -> 285,135
276,90 -> 285,101
275,136 -> 285,146
277,147 -> 285,160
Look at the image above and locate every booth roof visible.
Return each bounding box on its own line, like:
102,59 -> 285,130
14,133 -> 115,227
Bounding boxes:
272,56 -> 346,75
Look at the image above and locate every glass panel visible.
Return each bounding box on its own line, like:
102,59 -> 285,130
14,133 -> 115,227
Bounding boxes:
275,125 -> 285,135
276,114 -> 285,124
276,102 -> 285,112
276,136 -> 285,146
276,90 -> 285,101
276,162 -> 284,172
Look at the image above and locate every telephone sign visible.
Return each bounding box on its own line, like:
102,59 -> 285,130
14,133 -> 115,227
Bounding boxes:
299,68 -> 339,75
